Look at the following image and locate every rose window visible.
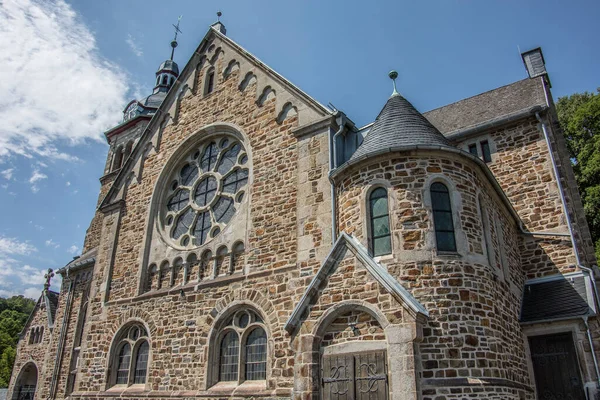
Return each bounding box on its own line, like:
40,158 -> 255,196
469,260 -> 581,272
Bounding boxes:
163,136 -> 248,248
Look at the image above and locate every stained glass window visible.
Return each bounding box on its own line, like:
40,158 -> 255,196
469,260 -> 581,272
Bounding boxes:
216,309 -> 267,385
133,341 -> 149,384
112,325 -> 149,387
219,331 -> 239,382
245,328 -> 267,380
431,182 -> 457,252
369,188 -> 391,256
116,344 -> 131,384
163,135 -> 248,248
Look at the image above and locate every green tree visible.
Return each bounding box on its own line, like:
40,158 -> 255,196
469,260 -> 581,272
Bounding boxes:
0,295 -> 36,388
556,89 -> 600,261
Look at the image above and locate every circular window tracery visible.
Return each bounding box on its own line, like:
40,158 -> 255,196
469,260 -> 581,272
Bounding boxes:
162,135 -> 249,249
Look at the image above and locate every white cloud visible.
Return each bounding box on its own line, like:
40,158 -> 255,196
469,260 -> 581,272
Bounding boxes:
126,34 -> 143,57
66,181 -> 71,186
1,168 -> 14,180
67,245 -> 79,255
29,168 -> 47,193
0,236 -> 37,256
23,287 -> 42,299
45,239 -> 60,249
0,0 -> 131,161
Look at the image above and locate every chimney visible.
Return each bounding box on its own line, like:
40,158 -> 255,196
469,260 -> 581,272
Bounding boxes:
521,47 -> 551,86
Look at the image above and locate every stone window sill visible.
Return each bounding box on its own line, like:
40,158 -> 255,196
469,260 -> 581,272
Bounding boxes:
436,251 -> 461,259
208,380 -> 268,396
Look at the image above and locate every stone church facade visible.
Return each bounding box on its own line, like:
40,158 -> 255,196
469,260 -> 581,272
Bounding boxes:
8,20 -> 600,400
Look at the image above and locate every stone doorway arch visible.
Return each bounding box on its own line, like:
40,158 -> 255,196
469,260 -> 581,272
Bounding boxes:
12,362 -> 38,400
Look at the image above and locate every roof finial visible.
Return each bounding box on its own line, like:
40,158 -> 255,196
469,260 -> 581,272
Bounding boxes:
43,268 -> 54,292
217,11 -> 222,21
170,15 -> 183,61
389,70 -> 399,97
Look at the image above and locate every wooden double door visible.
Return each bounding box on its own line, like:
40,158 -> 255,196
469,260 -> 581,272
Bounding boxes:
529,332 -> 585,400
322,351 -> 388,400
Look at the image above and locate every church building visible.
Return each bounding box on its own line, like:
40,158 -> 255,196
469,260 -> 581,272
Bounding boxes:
8,18 -> 600,400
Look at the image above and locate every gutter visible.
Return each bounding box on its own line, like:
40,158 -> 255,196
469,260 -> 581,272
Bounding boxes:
445,105 -> 546,141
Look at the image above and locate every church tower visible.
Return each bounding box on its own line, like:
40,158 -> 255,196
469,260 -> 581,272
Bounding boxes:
81,25 -> 181,253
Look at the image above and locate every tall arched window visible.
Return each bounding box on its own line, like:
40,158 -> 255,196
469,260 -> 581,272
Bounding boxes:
214,309 -> 267,385
431,182 -> 457,252
219,331 -> 239,382
369,187 -> 391,256
245,327 -> 267,380
115,344 -> 131,384
110,324 -> 150,387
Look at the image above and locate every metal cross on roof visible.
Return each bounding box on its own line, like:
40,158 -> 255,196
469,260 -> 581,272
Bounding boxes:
172,16 -> 183,41
44,268 -> 54,292
170,16 -> 183,60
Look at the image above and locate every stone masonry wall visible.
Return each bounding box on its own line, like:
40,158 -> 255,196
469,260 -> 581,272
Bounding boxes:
334,151 -> 534,398
103,37 -> 327,302
8,296 -> 54,400
454,117 -> 579,277
70,34 -> 332,399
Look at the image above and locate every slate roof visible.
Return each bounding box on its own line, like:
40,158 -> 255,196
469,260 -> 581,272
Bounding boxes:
520,274 -> 594,323
347,93 -> 453,165
158,59 -> 179,76
141,91 -> 166,109
285,232 -> 428,334
423,78 -> 547,136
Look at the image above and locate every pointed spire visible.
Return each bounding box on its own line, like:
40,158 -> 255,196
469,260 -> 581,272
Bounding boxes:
389,70 -> 399,97
346,71 -> 453,165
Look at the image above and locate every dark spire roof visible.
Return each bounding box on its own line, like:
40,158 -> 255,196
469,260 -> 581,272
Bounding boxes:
347,92 -> 453,164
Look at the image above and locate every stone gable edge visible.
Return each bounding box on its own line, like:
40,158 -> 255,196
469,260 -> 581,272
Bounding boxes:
98,26 -> 331,212
284,231 -> 428,334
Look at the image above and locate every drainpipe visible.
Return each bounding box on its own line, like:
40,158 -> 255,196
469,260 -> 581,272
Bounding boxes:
329,112 -> 349,243
48,269 -> 75,399
535,111 -> 582,266
536,103 -> 600,387
583,316 -> 600,388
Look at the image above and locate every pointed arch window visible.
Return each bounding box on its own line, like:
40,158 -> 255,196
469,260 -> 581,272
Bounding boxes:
431,182 -> 457,252
369,187 -> 391,256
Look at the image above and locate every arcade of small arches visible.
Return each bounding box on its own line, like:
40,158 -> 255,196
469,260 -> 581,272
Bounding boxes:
111,140 -> 135,172
143,241 -> 245,293
28,326 -> 44,345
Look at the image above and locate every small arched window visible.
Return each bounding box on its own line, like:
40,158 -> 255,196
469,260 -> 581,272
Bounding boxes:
205,69 -> 215,95
111,324 -> 150,387
369,187 -> 391,256
215,309 -> 267,384
162,75 -> 168,86
112,146 -> 124,171
431,182 -> 457,252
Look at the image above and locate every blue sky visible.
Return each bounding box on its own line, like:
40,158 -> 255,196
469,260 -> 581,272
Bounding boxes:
0,0 -> 598,299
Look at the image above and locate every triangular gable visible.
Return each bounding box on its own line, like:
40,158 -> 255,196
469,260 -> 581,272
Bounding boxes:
19,290 -> 59,337
99,24 -> 331,210
284,232 -> 428,334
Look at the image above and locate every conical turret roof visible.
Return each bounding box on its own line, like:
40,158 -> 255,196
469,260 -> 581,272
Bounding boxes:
347,92 -> 453,164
